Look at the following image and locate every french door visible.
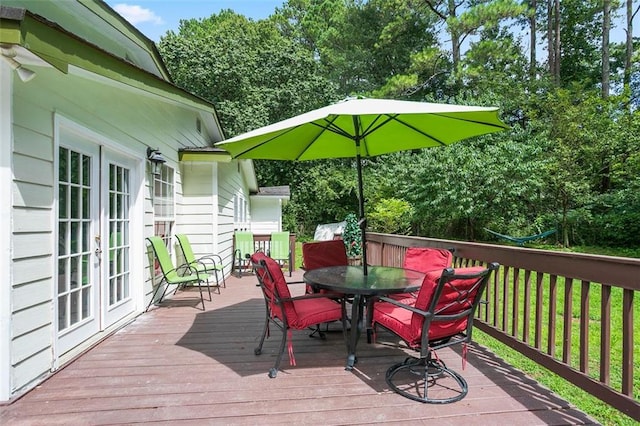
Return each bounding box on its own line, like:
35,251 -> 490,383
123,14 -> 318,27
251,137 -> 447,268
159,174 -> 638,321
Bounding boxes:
56,127 -> 136,356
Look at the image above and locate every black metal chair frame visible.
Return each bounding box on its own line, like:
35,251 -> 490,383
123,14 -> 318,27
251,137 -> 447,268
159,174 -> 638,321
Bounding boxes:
375,262 -> 499,403
252,257 -> 347,378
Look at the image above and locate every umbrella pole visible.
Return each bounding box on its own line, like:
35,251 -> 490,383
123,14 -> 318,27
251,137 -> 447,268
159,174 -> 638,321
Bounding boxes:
356,147 -> 368,275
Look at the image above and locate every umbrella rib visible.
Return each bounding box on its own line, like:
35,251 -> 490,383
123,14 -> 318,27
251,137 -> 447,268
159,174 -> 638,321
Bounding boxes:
293,116 -> 355,160
230,127 -> 301,158
432,113 -> 508,129
385,114 -> 505,146
319,120 -> 355,140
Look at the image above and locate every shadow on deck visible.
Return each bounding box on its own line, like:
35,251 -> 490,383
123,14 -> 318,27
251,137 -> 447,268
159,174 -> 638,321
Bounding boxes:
0,270 -> 598,425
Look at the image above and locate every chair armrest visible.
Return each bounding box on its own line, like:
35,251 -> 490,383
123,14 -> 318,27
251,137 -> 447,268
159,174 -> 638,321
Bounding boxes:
175,262 -> 201,276
281,288 -> 342,302
197,254 -> 223,265
377,296 -> 430,317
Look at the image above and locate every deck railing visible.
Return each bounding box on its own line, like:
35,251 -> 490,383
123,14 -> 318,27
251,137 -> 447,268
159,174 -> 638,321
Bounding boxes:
366,232 -> 639,421
233,233 -> 297,272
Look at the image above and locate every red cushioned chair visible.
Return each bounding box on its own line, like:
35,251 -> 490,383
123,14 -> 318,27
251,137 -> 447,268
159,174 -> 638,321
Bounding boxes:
251,251 -> 347,378
302,239 -> 349,294
372,262 -> 498,403
302,239 -> 349,270
403,247 -> 454,273
388,247 -> 454,304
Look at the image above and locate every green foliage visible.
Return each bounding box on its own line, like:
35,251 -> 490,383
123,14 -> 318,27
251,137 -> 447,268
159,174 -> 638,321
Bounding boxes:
342,213 -> 362,257
157,0 -> 640,251
367,198 -> 414,234
158,10 -> 337,136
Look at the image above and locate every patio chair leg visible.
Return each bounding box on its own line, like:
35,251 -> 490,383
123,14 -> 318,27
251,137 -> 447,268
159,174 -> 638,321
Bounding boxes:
197,280 -> 206,310
270,325 -> 288,378
146,282 -> 171,312
145,282 -> 165,312
216,267 -> 226,288
254,309 -> 270,356
204,276 -> 213,301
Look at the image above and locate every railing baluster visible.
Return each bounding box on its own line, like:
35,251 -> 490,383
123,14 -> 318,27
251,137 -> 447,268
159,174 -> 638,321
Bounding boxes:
535,272 -> 544,350
512,267 -> 520,337
621,289 -> 633,396
493,266 -> 501,327
523,269 -> 532,343
548,274 -> 558,357
579,280 -> 590,374
600,284 -> 611,386
502,266 -> 510,331
563,277 -> 574,364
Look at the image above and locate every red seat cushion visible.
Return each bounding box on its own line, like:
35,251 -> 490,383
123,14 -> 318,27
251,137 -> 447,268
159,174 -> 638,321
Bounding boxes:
289,298 -> 343,329
252,251 -> 342,329
302,240 -> 349,295
373,266 -> 486,348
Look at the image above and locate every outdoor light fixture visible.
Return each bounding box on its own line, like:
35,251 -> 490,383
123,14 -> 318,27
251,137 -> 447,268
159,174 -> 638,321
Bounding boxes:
146,147 -> 166,176
1,45 -> 36,82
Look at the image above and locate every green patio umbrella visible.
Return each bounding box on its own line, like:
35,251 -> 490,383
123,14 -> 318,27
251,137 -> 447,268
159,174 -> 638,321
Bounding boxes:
215,98 -> 508,274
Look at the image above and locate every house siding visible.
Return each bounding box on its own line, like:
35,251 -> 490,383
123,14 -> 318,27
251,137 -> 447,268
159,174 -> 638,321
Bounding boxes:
216,162 -> 246,269
179,162 -> 217,260
4,62 -> 228,399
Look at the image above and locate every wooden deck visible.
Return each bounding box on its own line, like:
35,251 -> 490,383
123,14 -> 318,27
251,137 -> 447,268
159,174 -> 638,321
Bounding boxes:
1,271 -> 597,425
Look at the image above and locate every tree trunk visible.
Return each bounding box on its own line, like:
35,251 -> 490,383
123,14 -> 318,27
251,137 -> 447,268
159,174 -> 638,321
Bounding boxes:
602,0 -> 611,98
529,0 -> 537,79
624,0 -> 637,87
448,0 -> 461,85
553,0 -> 561,84
547,0 -> 554,76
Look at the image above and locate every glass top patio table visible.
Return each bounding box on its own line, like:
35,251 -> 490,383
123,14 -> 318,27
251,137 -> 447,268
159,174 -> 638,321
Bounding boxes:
303,265 -> 425,370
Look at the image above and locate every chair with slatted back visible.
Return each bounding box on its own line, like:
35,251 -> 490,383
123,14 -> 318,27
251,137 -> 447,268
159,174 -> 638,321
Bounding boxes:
175,233 -> 225,292
372,263 -> 498,403
251,251 -> 347,378
145,236 -> 213,311
233,231 -> 254,277
268,231 -> 292,277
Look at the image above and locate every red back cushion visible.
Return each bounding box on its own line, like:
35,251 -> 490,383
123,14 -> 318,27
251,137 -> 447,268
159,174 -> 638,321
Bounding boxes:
302,240 -> 348,270
403,247 -> 453,273
411,266 -> 487,340
252,251 -> 297,323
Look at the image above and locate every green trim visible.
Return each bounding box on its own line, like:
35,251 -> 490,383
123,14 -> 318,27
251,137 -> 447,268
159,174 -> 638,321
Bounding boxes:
77,0 -> 172,81
0,20 -> 22,44
0,13 -> 217,113
178,151 -> 232,163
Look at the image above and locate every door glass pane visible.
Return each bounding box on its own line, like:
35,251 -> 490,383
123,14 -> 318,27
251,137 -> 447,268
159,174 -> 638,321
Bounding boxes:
57,147 -> 93,332
108,162 -> 131,307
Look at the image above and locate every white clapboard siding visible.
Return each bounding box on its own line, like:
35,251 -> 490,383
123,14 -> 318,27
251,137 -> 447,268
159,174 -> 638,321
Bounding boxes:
12,279 -> 51,312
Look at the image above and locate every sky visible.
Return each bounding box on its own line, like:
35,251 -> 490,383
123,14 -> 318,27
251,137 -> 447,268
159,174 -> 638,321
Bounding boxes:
106,1 -> 636,48
105,1 -> 285,41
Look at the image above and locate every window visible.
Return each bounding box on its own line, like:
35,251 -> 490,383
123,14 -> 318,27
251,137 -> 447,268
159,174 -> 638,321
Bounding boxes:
233,192 -> 249,229
153,164 -> 174,247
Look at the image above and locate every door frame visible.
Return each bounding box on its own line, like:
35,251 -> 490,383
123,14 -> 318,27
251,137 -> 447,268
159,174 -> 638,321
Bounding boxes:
53,115 -> 145,365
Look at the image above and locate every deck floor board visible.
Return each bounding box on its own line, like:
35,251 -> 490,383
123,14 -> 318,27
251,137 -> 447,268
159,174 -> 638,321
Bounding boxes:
1,271 -> 597,425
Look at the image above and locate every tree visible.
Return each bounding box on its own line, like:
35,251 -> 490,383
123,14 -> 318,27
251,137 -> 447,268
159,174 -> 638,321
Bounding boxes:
277,0 -> 439,96
602,0 -> 611,98
421,0 -> 528,86
158,10 -> 337,136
